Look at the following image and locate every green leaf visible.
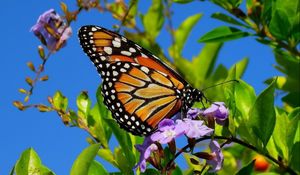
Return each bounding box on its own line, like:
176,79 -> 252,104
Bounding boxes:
170,13 -> 202,59
198,26 -> 250,43
192,43 -> 223,86
274,51 -> 300,80
114,147 -> 134,173
248,79 -> 276,147
211,64 -> 228,82
88,105 -> 109,148
77,91 -> 91,115
272,109 -> 289,159
287,108 -> 300,168
228,57 -> 249,79
104,119 -> 136,168
290,142 -> 300,172
235,160 -> 255,175
96,85 -> 112,142
15,148 -> 55,175
261,0 -> 274,23
142,168 -> 160,174
211,13 -> 249,28
70,143 -> 100,175
88,160 -> 109,175
234,80 -> 256,118
269,9 -> 291,40
97,149 -> 118,168
53,91 -> 68,111
142,0 -> 164,39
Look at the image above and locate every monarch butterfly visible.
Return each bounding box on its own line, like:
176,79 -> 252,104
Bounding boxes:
78,25 -> 204,136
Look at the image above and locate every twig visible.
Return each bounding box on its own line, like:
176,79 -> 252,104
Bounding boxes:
165,135 -> 297,175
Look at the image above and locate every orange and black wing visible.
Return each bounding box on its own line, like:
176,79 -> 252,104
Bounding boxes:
78,25 -> 187,136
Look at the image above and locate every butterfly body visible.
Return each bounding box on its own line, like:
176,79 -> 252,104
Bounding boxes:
78,25 -> 203,136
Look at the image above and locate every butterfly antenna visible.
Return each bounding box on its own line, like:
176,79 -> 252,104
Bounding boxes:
201,79 -> 239,92
116,0 -> 137,33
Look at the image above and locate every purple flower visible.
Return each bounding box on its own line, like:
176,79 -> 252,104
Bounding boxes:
134,137 -> 157,172
31,9 -> 72,52
207,140 -> 224,172
187,108 -> 203,119
150,119 -> 185,144
176,118 -> 214,138
203,102 -> 229,125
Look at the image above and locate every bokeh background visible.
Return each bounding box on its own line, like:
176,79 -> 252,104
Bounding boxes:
0,0 -> 279,174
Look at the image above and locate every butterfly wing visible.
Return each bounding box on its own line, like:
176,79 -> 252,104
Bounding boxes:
78,25 -> 187,136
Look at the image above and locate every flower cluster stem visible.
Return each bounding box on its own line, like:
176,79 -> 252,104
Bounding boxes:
166,135 -> 297,175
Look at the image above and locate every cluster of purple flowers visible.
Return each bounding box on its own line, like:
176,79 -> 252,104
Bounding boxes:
134,102 -> 229,173
31,9 -> 72,52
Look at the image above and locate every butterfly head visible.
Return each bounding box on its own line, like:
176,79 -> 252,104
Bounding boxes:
182,85 -> 204,111
192,88 -> 204,103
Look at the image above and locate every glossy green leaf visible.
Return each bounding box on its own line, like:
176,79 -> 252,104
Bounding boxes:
170,13 -> 202,59
96,85 -> 112,141
97,149 -> 118,168
272,109 -> 289,159
142,0 -> 164,39
104,119 -> 135,168
261,0 -> 274,23
192,43 -> 223,86
77,91 -> 91,115
53,91 -> 68,111
248,79 -> 276,147
211,13 -> 249,28
70,143 -> 100,175
234,80 -> 256,118
235,160 -> 255,175
287,108 -> 300,167
88,105 -> 109,148
290,142 -> 300,172
114,147 -> 134,173
211,64 -> 228,82
269,9 -> 291,40
274,0 -> 299,18
234,80 -> 257,144
88,160 -> 109,175
228,57 -> 249,79
274,51 -> 300,80
198,26 -> 250,43
15,148 -> 55,175
266,136 -> 279,161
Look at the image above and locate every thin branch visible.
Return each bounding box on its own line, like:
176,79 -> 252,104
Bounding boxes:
27,52 -> 51,97
166,135 -> 297,175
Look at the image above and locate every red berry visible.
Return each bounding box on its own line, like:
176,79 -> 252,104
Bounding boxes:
254,155 -> 269,171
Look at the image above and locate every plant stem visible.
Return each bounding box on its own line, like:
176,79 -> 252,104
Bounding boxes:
166,135 -> 297,175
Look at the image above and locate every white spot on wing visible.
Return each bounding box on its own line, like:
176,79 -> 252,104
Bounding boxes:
104,47 -> 112,55
129,47 -> 136,52
112,40 -> 121,48
141,66 -> 149,73
121,51 -> 132,56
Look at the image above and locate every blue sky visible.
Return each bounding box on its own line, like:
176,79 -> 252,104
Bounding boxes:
0,0 -> 279,174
